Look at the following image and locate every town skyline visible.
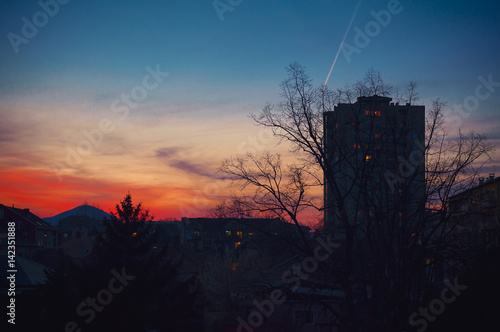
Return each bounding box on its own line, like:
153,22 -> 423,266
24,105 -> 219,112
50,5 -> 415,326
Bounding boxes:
1,0 -> 499,220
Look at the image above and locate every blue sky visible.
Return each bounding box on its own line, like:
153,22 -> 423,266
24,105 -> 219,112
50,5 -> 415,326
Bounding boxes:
1,0 -> 499,218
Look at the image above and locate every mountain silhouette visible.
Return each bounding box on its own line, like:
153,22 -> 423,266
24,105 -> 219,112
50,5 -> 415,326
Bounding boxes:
43,204 -> 111,225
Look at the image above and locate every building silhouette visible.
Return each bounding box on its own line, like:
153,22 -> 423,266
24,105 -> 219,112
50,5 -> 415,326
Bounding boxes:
323,95 -> 426,238
449,174 -> 500,248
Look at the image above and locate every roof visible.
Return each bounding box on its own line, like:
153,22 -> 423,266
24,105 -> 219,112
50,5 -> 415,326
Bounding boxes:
356,95 -> 393,103
449,176 -> 500,200
181,217 -> 308,234
0,254 -> 50,288
0,204 -> 56,230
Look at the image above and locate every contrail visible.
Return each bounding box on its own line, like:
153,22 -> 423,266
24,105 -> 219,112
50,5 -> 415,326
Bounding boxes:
322,0 -> 362,93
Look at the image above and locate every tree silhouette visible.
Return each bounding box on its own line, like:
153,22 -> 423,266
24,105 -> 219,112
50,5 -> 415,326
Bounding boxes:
41,193 -> 202,332
218,63 -> 494,331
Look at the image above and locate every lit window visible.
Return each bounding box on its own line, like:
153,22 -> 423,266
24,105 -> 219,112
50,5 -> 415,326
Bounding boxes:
375,111 -> 381,116
236,231 -> 243,238
248,233 -> 253,236
132,232 -> 137,237
369,210 -> 375,216
235,242 -> 241,247
226,230 -> 231,236
354,144 -> 360,149
365,155 -> 372,161
365,110 -> 371,115
374,133 -> 381,139
232,263 -> 238,271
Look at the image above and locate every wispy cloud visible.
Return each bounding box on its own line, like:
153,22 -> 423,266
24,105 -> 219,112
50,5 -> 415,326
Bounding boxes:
155,147 -> 218,179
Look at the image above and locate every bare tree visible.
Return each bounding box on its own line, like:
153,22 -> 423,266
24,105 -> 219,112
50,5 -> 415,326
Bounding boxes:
219,151 -> 321,251
394,80 -> 420,105
217,63 -> 494,331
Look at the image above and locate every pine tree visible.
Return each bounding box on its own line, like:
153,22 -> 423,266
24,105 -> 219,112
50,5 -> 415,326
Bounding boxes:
41,193 -> 203,332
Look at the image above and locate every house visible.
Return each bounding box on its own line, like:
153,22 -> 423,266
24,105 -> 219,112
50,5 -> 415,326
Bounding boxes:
180,217 -> 310,254
0,204 -> 57,259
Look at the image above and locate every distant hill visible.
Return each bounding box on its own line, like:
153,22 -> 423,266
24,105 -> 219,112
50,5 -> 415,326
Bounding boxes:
44,204 -> 111,225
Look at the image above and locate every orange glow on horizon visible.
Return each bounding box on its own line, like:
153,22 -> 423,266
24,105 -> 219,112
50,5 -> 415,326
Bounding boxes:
0,167 -> 211,220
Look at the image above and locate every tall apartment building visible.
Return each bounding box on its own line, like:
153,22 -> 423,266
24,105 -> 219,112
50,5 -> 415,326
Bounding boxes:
323,95 -> 425,238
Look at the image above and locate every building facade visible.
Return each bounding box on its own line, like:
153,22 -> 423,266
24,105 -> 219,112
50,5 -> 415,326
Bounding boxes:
0,204 -> 57,258
449,174 -> 500,248
323,95 -> 426,238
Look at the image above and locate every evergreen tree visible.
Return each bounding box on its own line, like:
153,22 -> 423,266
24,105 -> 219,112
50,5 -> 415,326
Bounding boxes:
41,193 -> 203,332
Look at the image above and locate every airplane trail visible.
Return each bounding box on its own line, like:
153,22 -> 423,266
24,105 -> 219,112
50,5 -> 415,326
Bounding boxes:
322,0 -> 363,93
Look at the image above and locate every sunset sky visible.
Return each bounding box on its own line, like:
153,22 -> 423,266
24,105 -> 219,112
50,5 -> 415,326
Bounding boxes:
1,0 -> 499,220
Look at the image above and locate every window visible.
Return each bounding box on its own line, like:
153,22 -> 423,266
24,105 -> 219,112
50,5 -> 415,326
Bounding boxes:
374,133 -> 381,139
353,144 -> 360,149
365,155 -> 372,161
16,221 -> 23,229
232,263 -> 238,271
235,242 -> 241,247
236,231 -> 243,238
365,110 -> 381,116
294,310 -> 314,324
248,233 -> 253,236
226,230 -> 231,236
